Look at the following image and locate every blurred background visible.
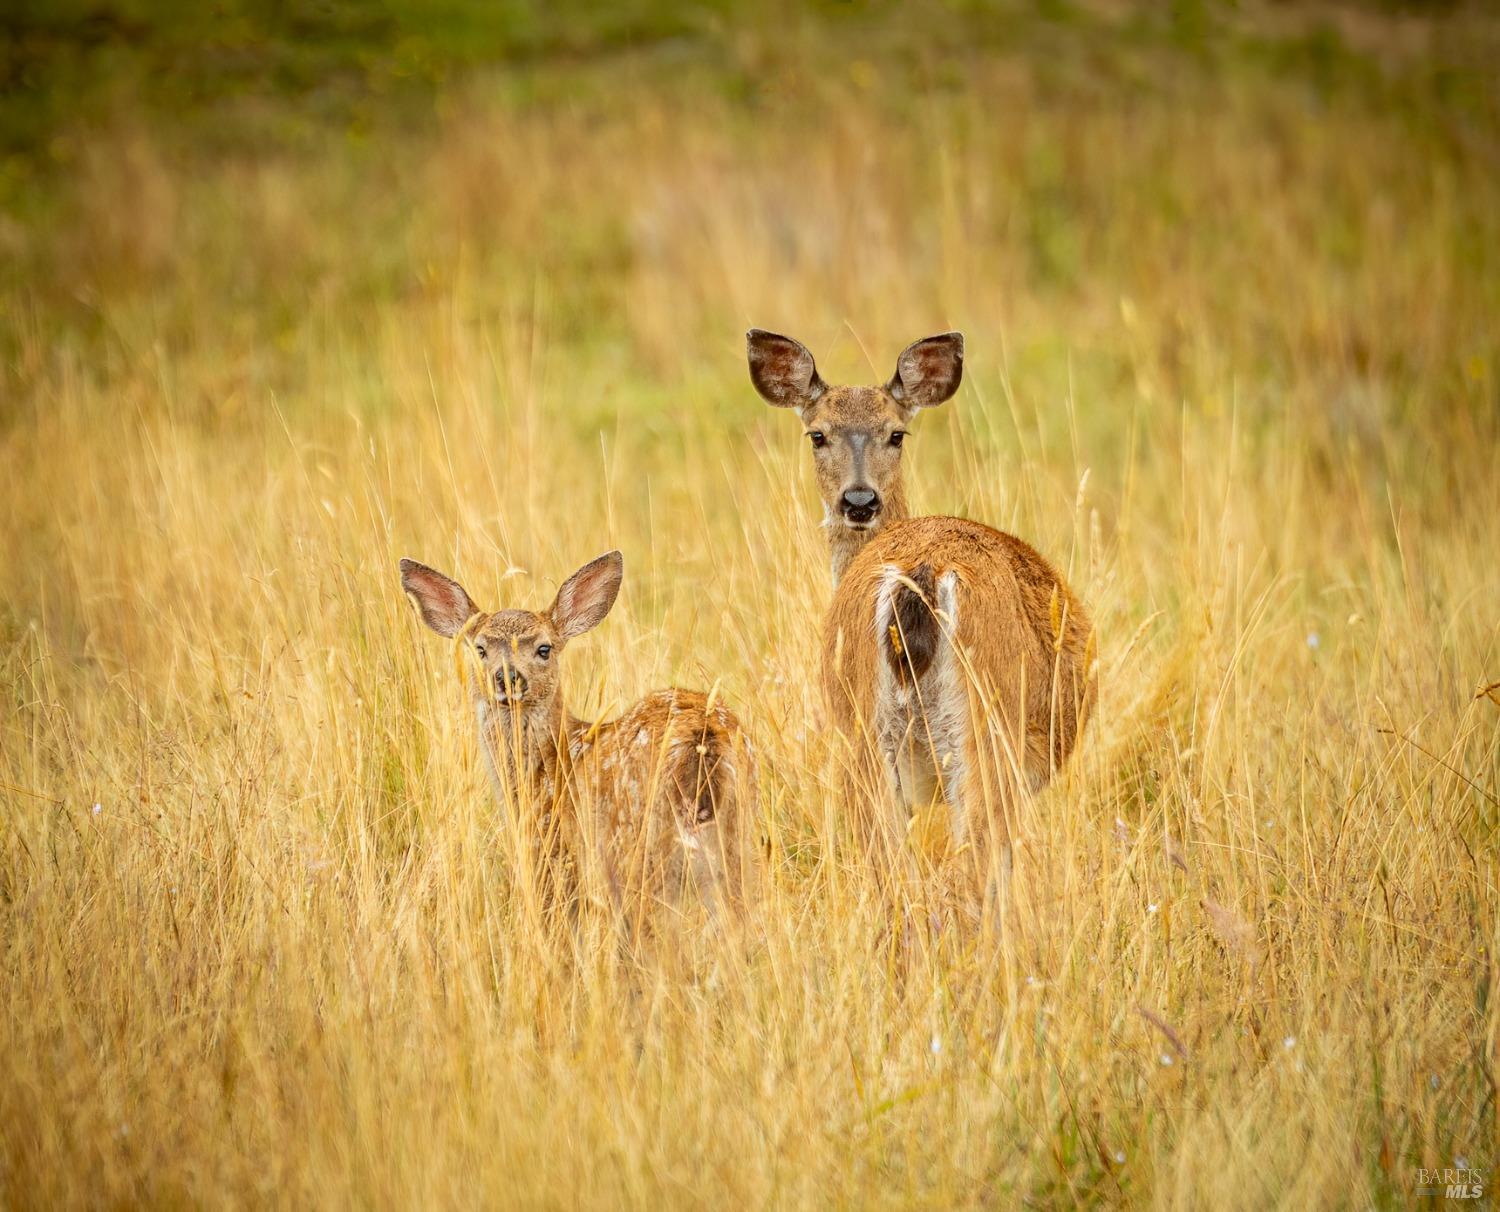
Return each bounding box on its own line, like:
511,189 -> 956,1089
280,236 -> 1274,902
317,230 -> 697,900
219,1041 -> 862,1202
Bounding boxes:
5,0 -> 1495,419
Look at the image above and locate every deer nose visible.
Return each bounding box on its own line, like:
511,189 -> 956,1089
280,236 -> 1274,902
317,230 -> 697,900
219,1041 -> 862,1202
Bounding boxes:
496,666 -> 527,696
840,489 -> 880,524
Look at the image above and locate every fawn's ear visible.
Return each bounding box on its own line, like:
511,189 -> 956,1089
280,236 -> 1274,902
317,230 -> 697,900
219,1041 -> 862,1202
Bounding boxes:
550,550 -> 624,642
400,558 -> 479,638
747,329 -> 826,410
887,332 -> 964,410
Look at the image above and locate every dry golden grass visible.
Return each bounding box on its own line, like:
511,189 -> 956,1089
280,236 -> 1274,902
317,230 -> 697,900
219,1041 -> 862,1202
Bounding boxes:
2,6 -> 1497,1207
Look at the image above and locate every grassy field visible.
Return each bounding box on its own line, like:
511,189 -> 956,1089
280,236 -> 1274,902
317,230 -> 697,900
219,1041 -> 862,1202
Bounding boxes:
2,2 -> 1498,1206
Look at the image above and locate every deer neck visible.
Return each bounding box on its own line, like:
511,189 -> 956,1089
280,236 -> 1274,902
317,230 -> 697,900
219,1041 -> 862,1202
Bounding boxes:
478,696 -> 569,802
828,481 -> 909,586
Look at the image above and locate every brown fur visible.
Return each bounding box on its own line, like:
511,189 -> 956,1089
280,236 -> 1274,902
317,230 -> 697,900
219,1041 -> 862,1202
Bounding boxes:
399,554 -> 754,921
824,516 -> 1096,794
748,331 -> 1097,883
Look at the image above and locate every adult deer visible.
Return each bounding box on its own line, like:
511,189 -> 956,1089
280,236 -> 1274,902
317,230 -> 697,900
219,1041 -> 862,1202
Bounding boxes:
747,330 -> 1096,893
400,551 -> 753,923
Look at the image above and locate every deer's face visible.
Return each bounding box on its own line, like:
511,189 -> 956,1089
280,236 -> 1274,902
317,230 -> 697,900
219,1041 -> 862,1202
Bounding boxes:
469,609 -> 562,710
797,385 -> 911,531
400,551 -> 625,724
747,330 -> 964,537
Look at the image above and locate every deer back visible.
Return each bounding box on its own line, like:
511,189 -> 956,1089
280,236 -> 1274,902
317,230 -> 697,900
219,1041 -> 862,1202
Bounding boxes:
822,515 -> 1097,789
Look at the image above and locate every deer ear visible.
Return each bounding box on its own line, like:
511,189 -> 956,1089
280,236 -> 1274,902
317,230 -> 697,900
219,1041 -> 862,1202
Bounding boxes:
549,551 -> 624,642
747,329 -> 826,410
400,559 -> 479,638
887,332 -> 964,410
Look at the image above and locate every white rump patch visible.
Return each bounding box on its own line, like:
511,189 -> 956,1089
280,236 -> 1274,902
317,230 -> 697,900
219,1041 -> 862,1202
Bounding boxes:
871,566 -> 968,823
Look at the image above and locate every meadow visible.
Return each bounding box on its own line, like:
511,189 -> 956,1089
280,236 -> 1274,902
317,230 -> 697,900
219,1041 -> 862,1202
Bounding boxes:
2,2 -> 1497,1206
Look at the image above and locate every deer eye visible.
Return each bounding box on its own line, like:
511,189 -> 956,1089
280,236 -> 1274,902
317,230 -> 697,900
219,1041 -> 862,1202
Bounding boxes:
536,644 -> 552,661
889,430 -> 906,448
808,431 -> 827,449
474,644 -> 487,659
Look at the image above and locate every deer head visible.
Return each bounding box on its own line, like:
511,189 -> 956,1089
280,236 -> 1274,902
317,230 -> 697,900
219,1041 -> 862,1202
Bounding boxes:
399,552 -> 624,733
747,330 -> 963,581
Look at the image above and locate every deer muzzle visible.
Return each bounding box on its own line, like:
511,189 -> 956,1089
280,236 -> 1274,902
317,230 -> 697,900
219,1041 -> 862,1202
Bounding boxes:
494,665 -> 528,704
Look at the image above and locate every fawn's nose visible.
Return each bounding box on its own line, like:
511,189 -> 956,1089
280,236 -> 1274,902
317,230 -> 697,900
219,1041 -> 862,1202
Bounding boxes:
839,487 -> 881,524
495,665 -> 528,699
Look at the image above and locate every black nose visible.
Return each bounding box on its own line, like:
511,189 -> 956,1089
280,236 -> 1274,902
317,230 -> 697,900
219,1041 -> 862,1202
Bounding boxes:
496,667 -> 527,693
840,488 -> 881,523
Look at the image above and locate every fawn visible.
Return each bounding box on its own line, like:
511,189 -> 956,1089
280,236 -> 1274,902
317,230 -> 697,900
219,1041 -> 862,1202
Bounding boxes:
399,551 -> 752,921
747,329 -> 1096,891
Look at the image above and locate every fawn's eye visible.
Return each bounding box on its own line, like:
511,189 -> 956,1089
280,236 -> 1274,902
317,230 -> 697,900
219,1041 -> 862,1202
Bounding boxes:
808,431 -> 827,449
889,430 -> 906,448
474,644 -> 486,659
536,644 -> 552,661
